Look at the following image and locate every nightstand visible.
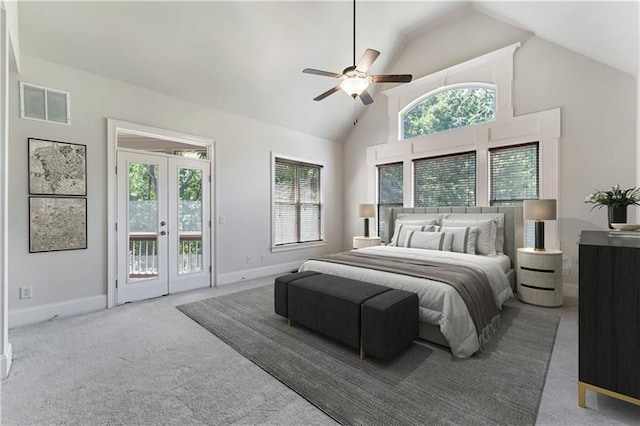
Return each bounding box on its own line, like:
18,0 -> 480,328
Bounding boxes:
353,236 -> 381,249
516,248 -> 563,307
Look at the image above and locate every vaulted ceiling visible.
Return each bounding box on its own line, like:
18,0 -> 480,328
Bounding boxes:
18,1 -> 639,142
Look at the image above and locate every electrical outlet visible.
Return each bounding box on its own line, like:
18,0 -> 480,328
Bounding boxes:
260,254 -> 266,263
245,256 -> 251,264
19,286 -> 33,299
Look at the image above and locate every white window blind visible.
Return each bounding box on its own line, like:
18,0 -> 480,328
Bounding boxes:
490,143 -> 539,247
377,162 -> 403,242
490,143 -> 539,205
274,158 -> 322,246
413,152 -> 476,207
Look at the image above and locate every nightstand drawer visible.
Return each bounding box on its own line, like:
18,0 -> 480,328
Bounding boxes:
518,252 -> 558,271
518,268 -> 557,289
518,284 -> 558,306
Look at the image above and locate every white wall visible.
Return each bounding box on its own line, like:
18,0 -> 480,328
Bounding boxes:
514,36 -> 636,284
8,55 -> 343,317
343,11 -> 636,286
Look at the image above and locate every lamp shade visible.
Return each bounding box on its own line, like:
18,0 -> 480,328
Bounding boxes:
358,204 -> 375,218
524,199 -> 557,221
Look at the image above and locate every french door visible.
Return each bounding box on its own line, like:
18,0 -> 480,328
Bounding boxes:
116,151 -> 211,304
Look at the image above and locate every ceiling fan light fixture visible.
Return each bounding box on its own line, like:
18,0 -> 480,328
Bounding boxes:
340,76 -> 369,97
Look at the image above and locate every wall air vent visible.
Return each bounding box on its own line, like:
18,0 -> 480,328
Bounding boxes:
20,82 -> 70,125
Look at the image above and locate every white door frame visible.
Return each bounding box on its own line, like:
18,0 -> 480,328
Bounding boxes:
107,119 -> 215,308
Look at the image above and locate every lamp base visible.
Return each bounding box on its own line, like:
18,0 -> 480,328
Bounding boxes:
364,218 -> 370,238
534,220 -> 545,251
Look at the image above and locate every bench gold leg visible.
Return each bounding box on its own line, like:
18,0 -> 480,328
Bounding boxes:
360,346 -> 365,360
287,319 -> 292,327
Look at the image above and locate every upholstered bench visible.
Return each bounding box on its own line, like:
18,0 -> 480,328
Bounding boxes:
274,271 -> 418,361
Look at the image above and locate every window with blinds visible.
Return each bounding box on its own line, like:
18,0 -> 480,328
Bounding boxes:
377,162 -> 403,242
489,142 -> 539,247
273,158 -> 322,246
413,152 -> 476,207
490,143 -> 539,205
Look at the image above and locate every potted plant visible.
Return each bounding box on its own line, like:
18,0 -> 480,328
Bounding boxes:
584,185 -> 640,228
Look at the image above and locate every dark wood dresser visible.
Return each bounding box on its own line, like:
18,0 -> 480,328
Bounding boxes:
578,230 -> 640,407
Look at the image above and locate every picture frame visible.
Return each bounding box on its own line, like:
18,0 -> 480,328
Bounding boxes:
28,138 -> 87,196
29,196 -> 87,253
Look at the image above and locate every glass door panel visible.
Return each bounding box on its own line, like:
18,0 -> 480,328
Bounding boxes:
178,167 -> 203,274
168,157 -> 210,293
128,162 -> 159,280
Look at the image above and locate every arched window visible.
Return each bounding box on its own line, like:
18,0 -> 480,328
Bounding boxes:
401,85 -> 496,139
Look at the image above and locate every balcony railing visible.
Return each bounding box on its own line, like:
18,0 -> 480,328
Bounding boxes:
129,232 -> 203,279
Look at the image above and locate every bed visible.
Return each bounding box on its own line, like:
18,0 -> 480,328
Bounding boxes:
299,206 -> 523,358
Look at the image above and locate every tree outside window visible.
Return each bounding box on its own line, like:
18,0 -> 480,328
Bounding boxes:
402,86 -> 495,139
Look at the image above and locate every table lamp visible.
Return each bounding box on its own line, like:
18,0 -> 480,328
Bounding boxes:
358,204 -> 375,238
523,199 -> 557,251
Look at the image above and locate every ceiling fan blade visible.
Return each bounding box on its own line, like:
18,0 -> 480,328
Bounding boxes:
303,68 -> 342,78
371,74 -> 413,83
359,89 -> 374,105
313,86 -> 341,101
355,49 -> 380,73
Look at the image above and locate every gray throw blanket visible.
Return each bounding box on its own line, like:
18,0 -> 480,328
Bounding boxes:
313,251 -> 501,348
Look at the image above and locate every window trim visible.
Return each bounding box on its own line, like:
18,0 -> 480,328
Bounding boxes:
400,83 -> 497,140
271,153 -> 325,252
367,43 -> 561,249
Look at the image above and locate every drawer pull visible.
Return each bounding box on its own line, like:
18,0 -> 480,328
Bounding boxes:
521,283 -> 555,292
521,266 -> 555,274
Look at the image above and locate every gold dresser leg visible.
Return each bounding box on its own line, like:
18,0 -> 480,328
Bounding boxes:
287,319 -> 292,327
578,382 -> 586,408
578,381 -> 640,408
359,336 -> 365,360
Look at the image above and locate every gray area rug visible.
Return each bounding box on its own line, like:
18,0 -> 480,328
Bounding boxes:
177,284 -> 559,425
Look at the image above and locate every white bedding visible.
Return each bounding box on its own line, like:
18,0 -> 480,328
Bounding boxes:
298,246 -> 513,358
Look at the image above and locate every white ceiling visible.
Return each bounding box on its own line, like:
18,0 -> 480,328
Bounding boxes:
18,1 -> 639,142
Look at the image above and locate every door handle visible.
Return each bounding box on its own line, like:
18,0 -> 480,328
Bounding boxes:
160,231 -> 167,236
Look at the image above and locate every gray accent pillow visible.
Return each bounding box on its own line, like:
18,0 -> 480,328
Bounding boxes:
439,226 -> 479,254
446,213 -> 504,253
404,231 -> 453,251
441,218 -> 496,256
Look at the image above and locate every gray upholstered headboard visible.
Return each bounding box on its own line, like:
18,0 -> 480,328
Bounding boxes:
384,206 -> 523,271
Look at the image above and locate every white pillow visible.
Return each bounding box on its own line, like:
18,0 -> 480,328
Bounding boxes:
389,220 -> 437,246
446,213 -> 504,253
439,226 -> 479,254
441,218 -> 496,256
404,231 -> 453,251
390,224 -> 427,247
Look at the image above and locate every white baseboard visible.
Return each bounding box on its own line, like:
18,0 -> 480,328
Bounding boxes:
9,295 -> 107,329
216,261 -> 303,286
1,342 -> 12,380
563,282 -> 578,298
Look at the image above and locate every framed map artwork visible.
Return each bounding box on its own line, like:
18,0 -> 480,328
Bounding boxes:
29,197 -> 87,252
28,138 -> 86,196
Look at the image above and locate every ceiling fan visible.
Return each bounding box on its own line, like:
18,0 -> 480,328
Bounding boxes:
303,0 -> 412,106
